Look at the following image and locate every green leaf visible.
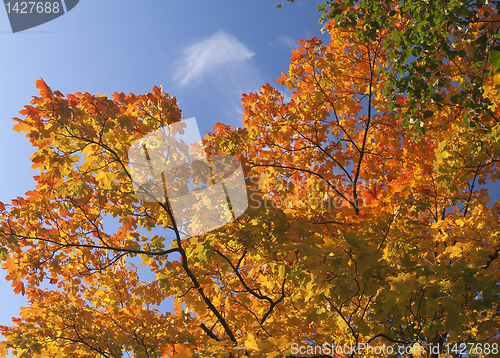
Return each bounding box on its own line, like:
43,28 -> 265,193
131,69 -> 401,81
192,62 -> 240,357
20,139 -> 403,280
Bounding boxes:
196,243 -> 212,262
157,272 -> 170,290
279,264 -> 287,278
140,254 -> 152,266
7,235 -> 19,248
489,49 -> 500,70
0,247 -> 8,261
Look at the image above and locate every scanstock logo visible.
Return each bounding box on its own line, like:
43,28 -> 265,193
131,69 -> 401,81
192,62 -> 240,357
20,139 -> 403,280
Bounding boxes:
3,0 -> 79,33
128,118 -> 249,238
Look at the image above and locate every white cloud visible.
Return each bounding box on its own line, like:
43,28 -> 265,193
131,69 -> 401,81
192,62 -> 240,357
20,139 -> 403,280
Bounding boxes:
278,35 -> 297,50
171,30 -> 263,126
280,88 -> 293,103
173,30 -> 255,88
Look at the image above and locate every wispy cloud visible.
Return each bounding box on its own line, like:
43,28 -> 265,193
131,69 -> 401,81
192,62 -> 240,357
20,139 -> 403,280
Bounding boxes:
278,35 -> 297,51
172,30 -> 262,126
173,30 -> 255,88
280,88 -> 293,103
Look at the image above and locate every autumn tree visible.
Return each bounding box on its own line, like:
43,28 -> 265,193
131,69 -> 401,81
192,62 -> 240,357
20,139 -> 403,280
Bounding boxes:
1,4 -> 500,358
293,0 -> 500,132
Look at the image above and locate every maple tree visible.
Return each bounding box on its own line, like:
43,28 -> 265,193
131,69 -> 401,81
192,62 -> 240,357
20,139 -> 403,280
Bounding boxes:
315,0 -> 500,135
285,0 -> 500,132
1,2 -> 500,358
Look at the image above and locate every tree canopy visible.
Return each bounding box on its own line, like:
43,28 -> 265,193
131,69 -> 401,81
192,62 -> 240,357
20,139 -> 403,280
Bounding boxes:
1,1 -> 500,357
317,0 -> 500,134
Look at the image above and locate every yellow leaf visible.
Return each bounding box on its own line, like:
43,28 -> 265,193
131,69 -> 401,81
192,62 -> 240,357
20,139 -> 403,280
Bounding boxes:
411,343 -> 424,357
449,245 -> 463,259
172,344 -> 194,358
95,171 -> 113,190
245,333 -> 260,351
12,118 -> 30,133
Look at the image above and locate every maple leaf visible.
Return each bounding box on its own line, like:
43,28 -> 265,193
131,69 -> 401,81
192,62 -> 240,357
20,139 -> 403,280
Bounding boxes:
171,344 -> 194,358
12,281 -> 24,295
35,78 -> 51,97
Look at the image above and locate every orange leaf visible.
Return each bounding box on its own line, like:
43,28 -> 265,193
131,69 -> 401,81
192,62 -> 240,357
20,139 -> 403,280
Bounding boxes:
13,281 -> 24,295
36,78 -> 51,97
172,344 -> 194,358
12,118 -> 30,133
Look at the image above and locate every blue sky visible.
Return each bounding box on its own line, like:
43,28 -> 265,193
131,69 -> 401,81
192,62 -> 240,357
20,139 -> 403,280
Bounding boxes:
0,0 -> 327,346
